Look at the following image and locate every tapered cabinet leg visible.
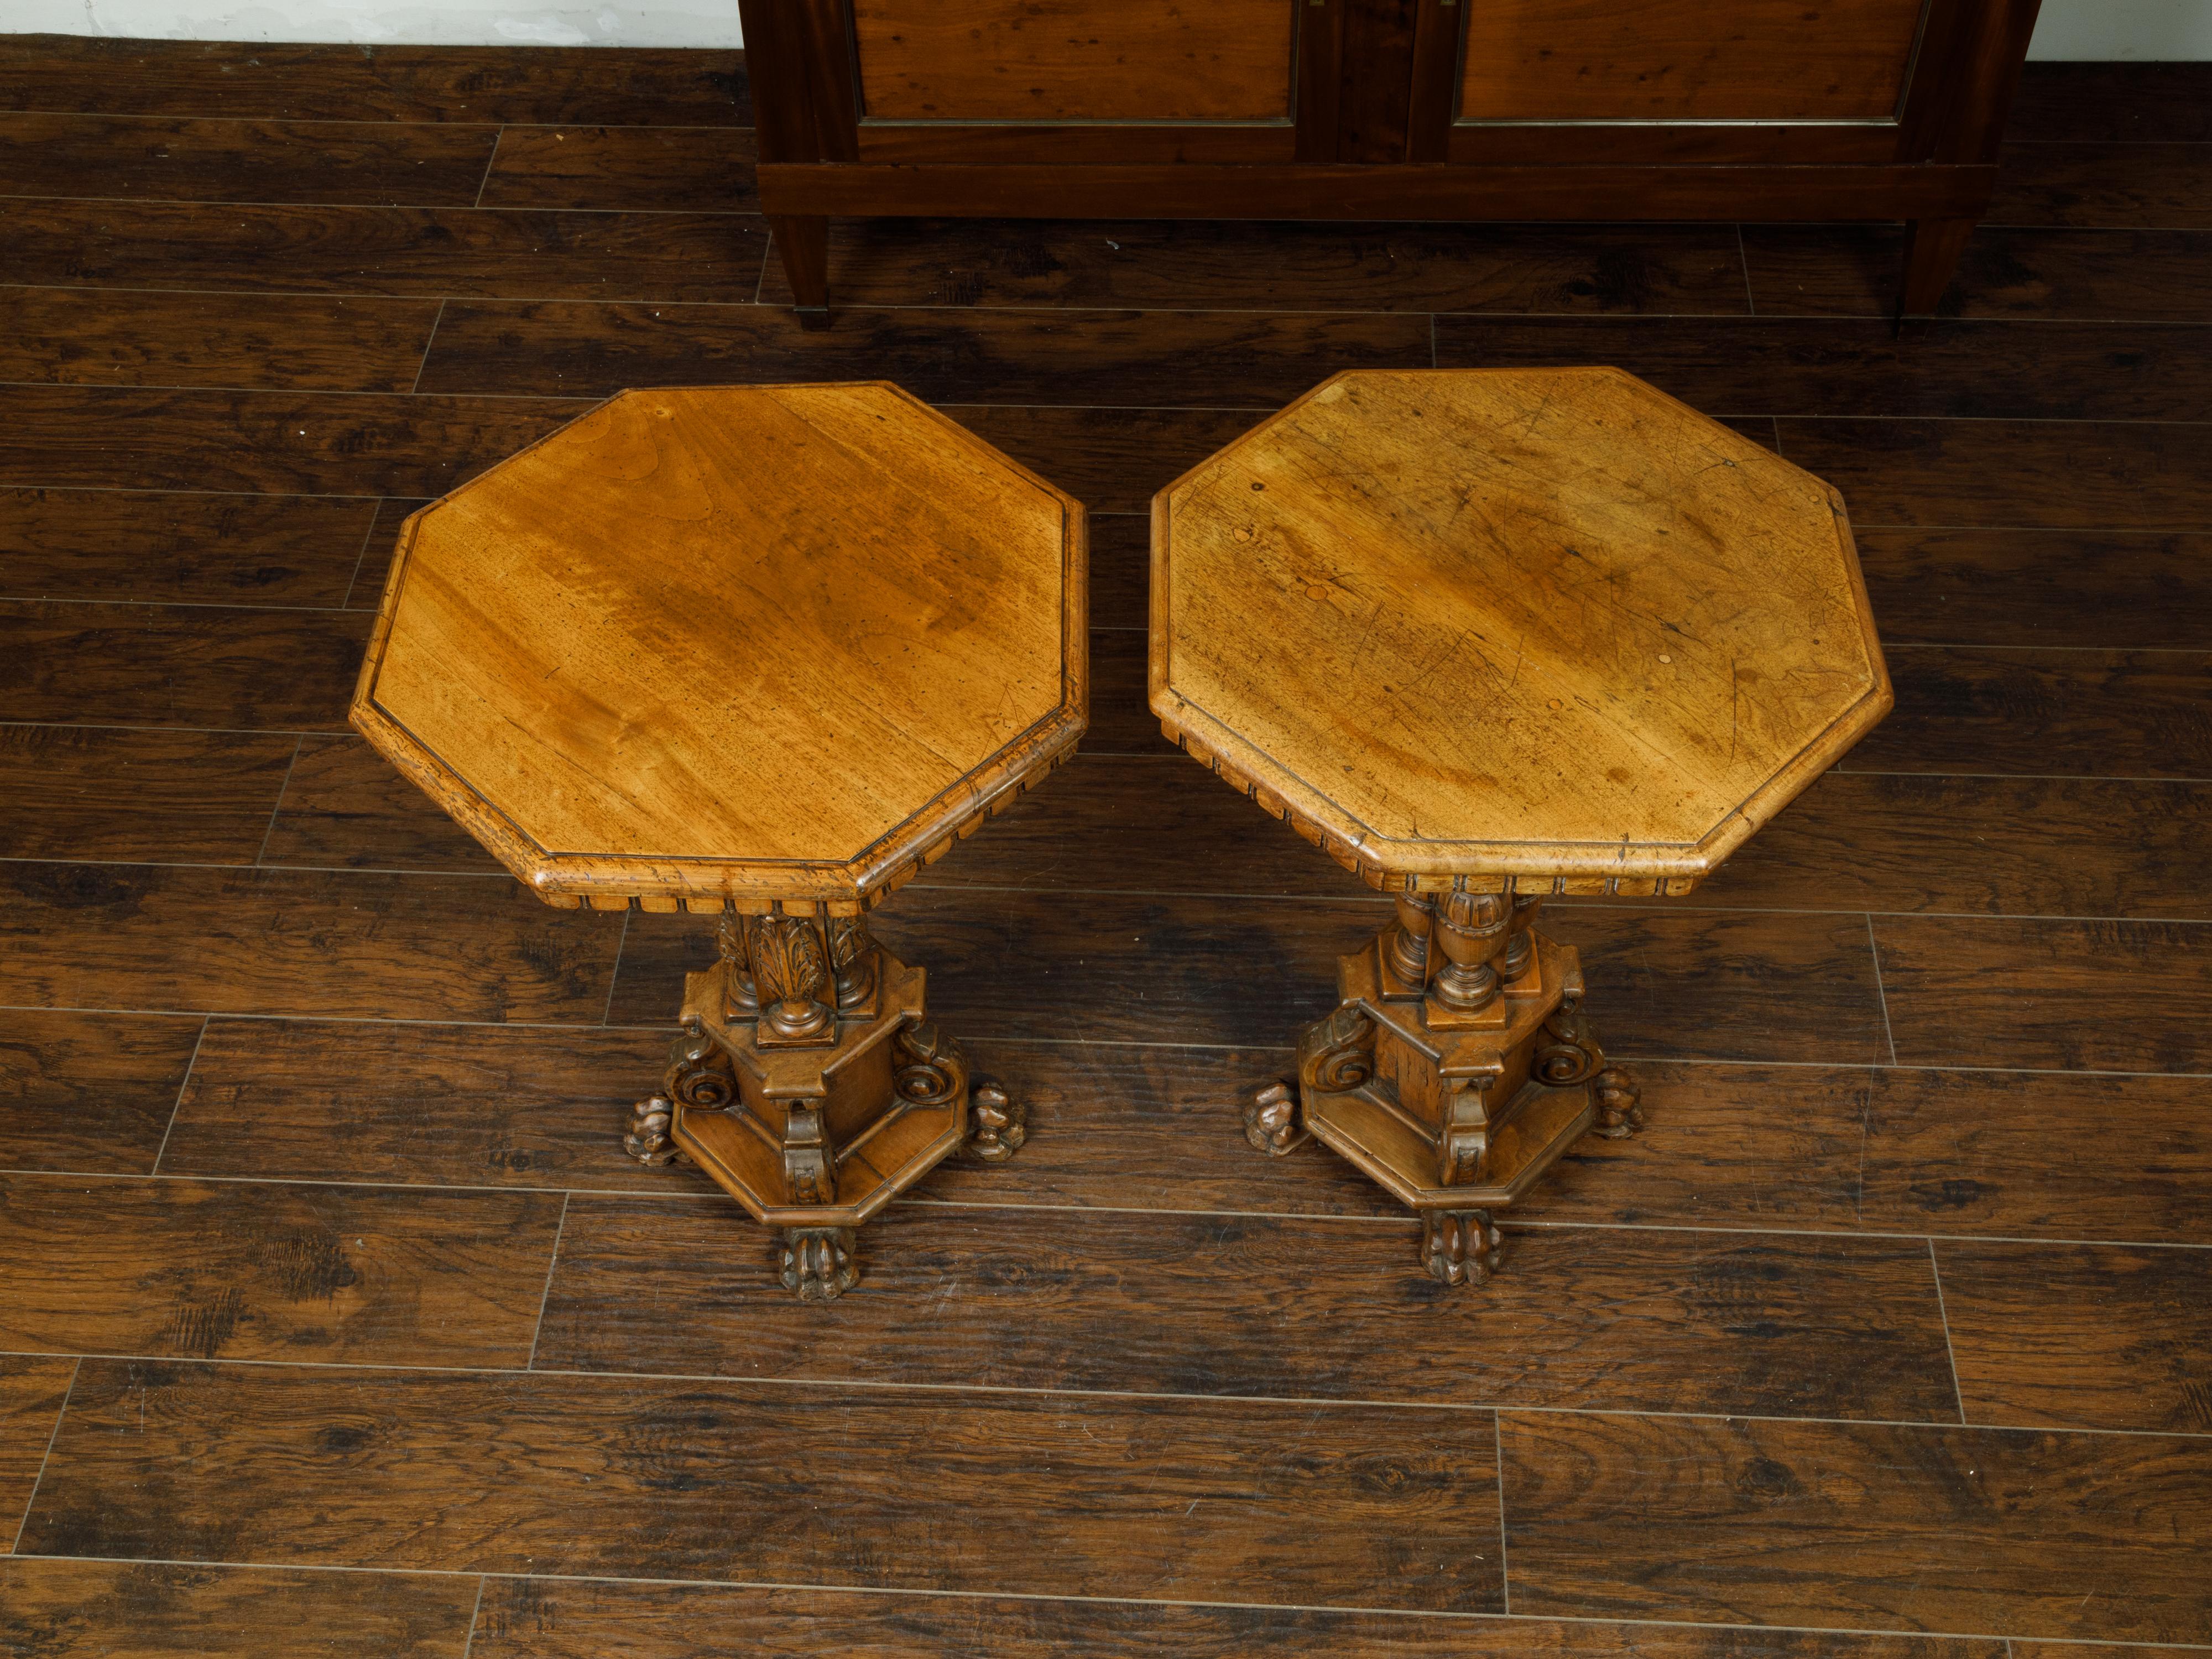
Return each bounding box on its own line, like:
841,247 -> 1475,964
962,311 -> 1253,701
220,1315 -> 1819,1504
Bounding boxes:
1897,216 -> 1975,326
768,213 -> 832,328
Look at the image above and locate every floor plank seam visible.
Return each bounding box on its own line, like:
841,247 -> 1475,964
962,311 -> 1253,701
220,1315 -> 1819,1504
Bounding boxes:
1491,1410 -> 1512,1616
8,1355 -> 80,1554
145,1016 -> 210,1177
599,909 -> 630,1027
471,126 -> 503,210
342,495 -> 396,609
6,1551 -> 2166,1647
524,1192 -> 570,1371
1928,1238 -> 1970,1426
4,1169 -> 2208,1252
408,298 -> 450,397
249,737 -> 305,868
458,1573 -> 488,1659
1866,914 -> 1901,1066
10,1004 -> 2212,1081
8,1345 -> 2208,1441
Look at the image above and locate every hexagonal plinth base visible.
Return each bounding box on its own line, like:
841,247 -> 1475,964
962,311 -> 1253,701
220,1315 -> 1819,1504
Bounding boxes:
1281,924 -> 1632,1286
647,949 -> 1014,1297
671,954 -> 967,1231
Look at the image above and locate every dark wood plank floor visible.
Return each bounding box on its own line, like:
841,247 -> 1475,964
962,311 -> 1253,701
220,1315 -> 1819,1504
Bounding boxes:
2,34 -> 2210,1656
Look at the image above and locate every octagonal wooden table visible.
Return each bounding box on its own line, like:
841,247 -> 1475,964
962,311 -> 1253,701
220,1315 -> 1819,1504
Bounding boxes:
353,382 -> 1087,1300
1150,367 -> 1891,1287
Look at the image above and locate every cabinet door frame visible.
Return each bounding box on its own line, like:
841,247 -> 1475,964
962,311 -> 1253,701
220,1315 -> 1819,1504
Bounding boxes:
743,0 -> 1326,167
1416,0 -> 2034,168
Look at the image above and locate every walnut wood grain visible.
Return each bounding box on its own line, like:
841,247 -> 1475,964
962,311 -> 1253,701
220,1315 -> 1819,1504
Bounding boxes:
477,125 -> 758,213
0,863 -> 621,1022
849,0 -> 1295,123
468,1574 -> 2007,1658
0,1355 -> 77,1549
1500,1411 -> 2212,1641
755,216 -> 1754,314
0,35 -> 752,124
0,288 -> 444,394
1876,916 -> 2212,1074
1151,368 -> 1889,888
1699,773 -> 2212,919
613,889 -> 1888,1060
540,1197 -> 1958,1420
1775,417 -> 2212,531
948,754 -> 2212,918
353,383 -> 1086,908
1988,140 -> 2212,229
0,1173 -> 562,1367
25,1359 -> 1509,1613
760,161 -> 1995,225
1458,0 -> 1925,121
945,405 -> 1269,515
1431,315 -> 2212,423
1744,224 -> 2212,322
0,388 -> 584,497
0,1558 -> 480,1659
0,488 -> 380,607
1543,1061 -> 2212,1243
0,601 -> 367,731
1855,529 -> 2212,649
2008,63 -> 2212,143
1838,648 -> 2212,780
162,1018 -> 676,1190
414,299 -> 1434,406
155,1017 -> 2212,1246
114,726 -> 2203,924
1,199 -> 766,300
0,111 -> 498,205
1935,1241 -> 2212,1434
0,1010 -> 202,1177
258,734 -> 504,872
341,497 -> 432,607
0,727 -> 297,864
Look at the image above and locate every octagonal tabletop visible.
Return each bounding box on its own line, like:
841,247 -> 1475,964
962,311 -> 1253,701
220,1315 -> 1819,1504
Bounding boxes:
1150,368 -> 1889,896
353,382 -> 1087,912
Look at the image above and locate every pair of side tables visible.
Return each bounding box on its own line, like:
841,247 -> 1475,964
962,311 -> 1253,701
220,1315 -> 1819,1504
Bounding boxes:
353,372 -> 1890,1300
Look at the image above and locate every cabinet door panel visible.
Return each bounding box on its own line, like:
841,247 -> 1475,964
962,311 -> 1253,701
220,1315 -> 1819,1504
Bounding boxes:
1458,0 -> 1931,122
853,0 -> 1298,123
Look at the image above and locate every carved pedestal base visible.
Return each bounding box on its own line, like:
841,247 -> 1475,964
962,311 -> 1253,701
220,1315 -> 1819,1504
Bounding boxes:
1246,893 -> 1644,1286
623,915 -> 1020,1299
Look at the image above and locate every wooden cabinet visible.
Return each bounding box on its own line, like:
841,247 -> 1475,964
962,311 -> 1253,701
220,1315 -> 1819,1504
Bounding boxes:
739,0 -> 2043,325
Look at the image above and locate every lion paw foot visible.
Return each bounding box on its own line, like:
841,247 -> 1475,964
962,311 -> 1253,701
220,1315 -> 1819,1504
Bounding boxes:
1590,1066 -> 1645,1139
780,1227 -> 859,1302
967,1080 -> 1027,1162
1243,1079 -> 1311,1156
1422,1209 -> 1505,1287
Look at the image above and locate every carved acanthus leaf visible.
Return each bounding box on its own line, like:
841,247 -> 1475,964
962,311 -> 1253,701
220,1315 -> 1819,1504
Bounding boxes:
749,914 -> 827,1008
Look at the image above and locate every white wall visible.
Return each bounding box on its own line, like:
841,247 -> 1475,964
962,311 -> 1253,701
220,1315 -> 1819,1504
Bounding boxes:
2,0 -> 744,48
4,0 -> 2207,58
